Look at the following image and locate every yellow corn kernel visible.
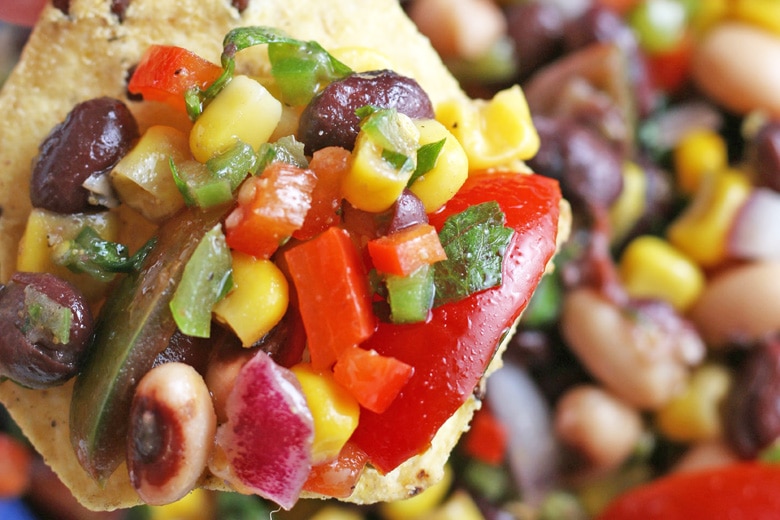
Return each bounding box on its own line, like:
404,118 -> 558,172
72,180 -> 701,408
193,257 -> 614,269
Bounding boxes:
290,364 -> 360,465
147,488 -> 214,520
655,363 -> 732,442
310,505 -> 364,520
619,235 -> 705,312
689,0 -> 729,34
190,75 -> 282,163
330,46 -> 395,72
609,161 -> 647,243
666,168 -> 751,267
16,209 -> 120,303
428,490 -> 486,520
213,252 -> 288,347
380,465 -> 454,520
729,0 -> 780,36
409,119 -> 469,213
435,85 -> 538,170
341,112 -> 420,212
111,125 -> 189,223
673,129 -> 728,196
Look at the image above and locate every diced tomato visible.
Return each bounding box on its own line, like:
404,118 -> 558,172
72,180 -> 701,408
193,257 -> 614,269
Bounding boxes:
127,45 -> 223,113
598,462 -> 780,520
462,406 -> 507,466
293,147 -> 351,241
0,433 -> 32,498
367,223 -> 447,276
645,32 -> 693,94
225,163 -> 317,259
302,442 -> 368,498
283,226 -> 377,369
348,172 -> 561,474
333,346 -> 414,414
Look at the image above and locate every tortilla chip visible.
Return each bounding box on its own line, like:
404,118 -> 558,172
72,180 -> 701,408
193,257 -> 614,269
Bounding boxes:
0,0 -> 568,512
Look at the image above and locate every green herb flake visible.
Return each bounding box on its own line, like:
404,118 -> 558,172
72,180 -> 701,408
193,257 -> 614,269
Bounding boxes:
408,138 -> 446,187
256,135 -> 309,171
170,224 -> 233,338
22,285 -> 72,345
433,201 -> 513,306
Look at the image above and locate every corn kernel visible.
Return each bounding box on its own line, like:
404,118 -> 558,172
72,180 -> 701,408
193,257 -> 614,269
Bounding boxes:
673,129 -> 728,196
291,364 -> 360,465
342,112 -> 420,212
213,252 -> 288,347
435,85 -> 538,170
310,505 -> 364,520
380,465 -> 453,520
655,363 -> 732,442
729,0 -> 780,36
111,125 -> 189,223
609,161 -> 647,243
409,119 -> 469,213
190,75 -> 282,163
147,488 -> 214,520
330,46 -> 395,72
428,490 -> 486,520
666,168 -> 751,267
16,209 -> 120,303
619,235 -> 705,311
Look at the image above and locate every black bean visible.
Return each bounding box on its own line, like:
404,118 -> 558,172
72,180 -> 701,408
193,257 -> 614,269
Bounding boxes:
505,2 -> 565,80
298,70 -> 435,154
110,0 -> 131,21
528,115 -> 624,211
724,336 -> 780,458
386,189 -> 428,234
751,120 -> 780,193
0,272 -> 94,389
562,5 -> 636,53
30,97 -> 139,214
52,0 -> 70,16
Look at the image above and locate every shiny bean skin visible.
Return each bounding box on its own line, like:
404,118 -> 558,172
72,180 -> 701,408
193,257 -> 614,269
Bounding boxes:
750,120 -> 780,193
30,97 -> 139,214
692,23 -> 780,118
386,189 -> 428,234
505,2 -> 565,80
561,288 -> 705,410
297,70 -> 434,154
0,272 -> 93,389
554,384 -> 644,471
690,262 -> 780,348
127,362 -> 216,505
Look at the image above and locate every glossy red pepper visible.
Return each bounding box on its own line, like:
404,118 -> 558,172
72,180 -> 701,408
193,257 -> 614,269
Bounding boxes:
598,462 -> 780,520
348,172 -> 562,473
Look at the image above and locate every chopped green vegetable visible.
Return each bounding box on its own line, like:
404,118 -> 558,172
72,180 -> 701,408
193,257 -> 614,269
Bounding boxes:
257,135 -> 308,170
169,224 -> 233,338
386,264 -> 435,324
53,226 -> 156,282
22,285 -> 72,346
358,107 -> 419,177
433,201 -> 513,306
408,138 -> 446,187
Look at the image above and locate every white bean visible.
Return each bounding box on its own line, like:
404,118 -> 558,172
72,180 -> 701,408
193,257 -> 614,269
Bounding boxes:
692,23 -> 780,117
561,288 -> 705,409
690,261 -> 780,348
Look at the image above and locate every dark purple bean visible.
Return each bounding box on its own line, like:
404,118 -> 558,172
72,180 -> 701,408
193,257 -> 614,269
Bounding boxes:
110,0 -> 131,21
751,120 -> 780,193
724,336 -> 780,458
52,0 -> 70,15
386,189 -> 428,234
0,272 -> 93,389
30,97 -> 139,214
528,115 -> 623,211
562,5 -> 636,53
298,70 -> 434,154
505,2 -> 565,80
231,0 -> 250,13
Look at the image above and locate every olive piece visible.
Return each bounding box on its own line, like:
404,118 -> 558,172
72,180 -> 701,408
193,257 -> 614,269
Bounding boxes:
298,70 -> 435,154
30,97 -> 139,214
0,272 -> 93,389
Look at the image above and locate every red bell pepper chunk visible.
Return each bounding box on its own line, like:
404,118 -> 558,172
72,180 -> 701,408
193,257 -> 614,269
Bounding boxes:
367,223 -> 447,276
333,346 -> 414,414
127,44 -> 223,113
0,433 -> 32,498
462,406 -> 508,466
348,172 -> 561,474
284,226 -> 377,369
302,442 -> 368,498
598,462 -> 780,520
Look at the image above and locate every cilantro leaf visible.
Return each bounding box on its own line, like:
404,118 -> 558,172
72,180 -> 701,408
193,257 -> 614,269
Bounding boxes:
408,138 -> 446,187
433,201 -> 513,306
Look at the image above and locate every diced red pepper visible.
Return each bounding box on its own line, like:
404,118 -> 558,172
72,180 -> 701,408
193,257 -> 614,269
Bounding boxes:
367,223 -> 447,276
598,462 -> 780,520
127,45 -> 223,113
462,406 -> 507,466
0,433 -> 32,498
302,442 -> 368,498
284,226 -> 377,369
225,163 -> 317,259
333,346 -> 414,414
348,172 -> 561,474
645,32 -> 693,94
293,147 -> 351,241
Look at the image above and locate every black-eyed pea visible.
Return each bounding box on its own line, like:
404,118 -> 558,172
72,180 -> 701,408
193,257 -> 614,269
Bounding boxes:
127,362 -> 216,506
561,288 -> 705,410
554,384 -> 643,471
692,22 -> 780,117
